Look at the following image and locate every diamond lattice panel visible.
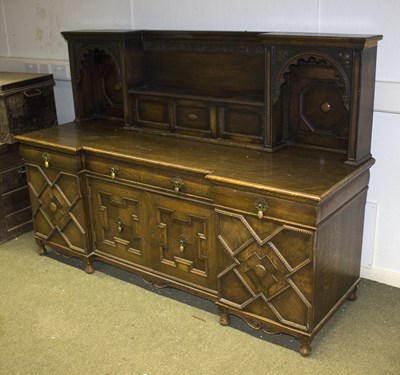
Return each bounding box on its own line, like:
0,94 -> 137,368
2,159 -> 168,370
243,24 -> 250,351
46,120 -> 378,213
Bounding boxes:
27,165 -> 86,252
216,209 -> 314,331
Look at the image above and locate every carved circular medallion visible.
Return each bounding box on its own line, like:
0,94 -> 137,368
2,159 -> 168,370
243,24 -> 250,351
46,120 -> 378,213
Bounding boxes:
254,264 -> 267,278
49,202 -> 58,213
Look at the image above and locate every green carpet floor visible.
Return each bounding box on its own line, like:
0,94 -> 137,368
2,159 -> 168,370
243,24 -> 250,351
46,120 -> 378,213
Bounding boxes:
1,232 -> 399,374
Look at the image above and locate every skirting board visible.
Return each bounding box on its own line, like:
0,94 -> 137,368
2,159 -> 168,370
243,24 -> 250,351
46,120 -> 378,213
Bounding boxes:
361,266 -> 400,288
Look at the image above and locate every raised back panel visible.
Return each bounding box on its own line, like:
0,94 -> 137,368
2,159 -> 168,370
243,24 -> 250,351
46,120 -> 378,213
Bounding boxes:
142,32 -> 265,100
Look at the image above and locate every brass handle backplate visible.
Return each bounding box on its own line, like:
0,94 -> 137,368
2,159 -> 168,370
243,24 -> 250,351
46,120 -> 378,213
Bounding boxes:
255,198 -> 268,219
42,152 -> 51,168
171,177 -> 184,193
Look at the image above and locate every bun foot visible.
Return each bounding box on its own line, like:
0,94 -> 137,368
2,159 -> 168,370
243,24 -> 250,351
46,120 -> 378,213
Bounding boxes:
85,261 -> 95,274
348,284 -> 359,301
299,343 -> 312,357
219,308 -> 231,326
37,244 -> 47,256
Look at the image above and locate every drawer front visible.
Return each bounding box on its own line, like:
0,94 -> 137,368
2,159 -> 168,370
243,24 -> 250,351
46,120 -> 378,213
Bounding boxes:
219,103 -> 264,144
88,176 -> 151,267
152,193 -> 216,290
85,155 -> 212,200
212,185 -> 316,227
1,185 -> 30,215
174,98 -> 214,137
1,184 -> 32,236
134,94 -> 170,130
20,145 -> 82,173
216,209 -> 314,332
0,163 -> 27,195
4,205 -> 33,233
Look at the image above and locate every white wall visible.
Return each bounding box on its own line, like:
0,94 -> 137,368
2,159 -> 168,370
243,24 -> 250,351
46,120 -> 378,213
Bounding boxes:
1,0 -> 399,287
0,0 -> 134,122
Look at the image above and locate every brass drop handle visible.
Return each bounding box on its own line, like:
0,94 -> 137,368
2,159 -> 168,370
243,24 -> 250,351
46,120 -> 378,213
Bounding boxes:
110,165 -> 119,180
171,177 -> 184,194
255,198 -> 268,219
42,152 -> 51,168
178,235 -> 188,252
115,217 -> 124,233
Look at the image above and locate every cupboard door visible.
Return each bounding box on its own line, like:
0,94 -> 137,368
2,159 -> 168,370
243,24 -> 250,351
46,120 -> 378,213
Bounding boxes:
152,194 -> 216,290
216,209 -> 314,332
25,160 -> 88,254
88,177 -> 151,267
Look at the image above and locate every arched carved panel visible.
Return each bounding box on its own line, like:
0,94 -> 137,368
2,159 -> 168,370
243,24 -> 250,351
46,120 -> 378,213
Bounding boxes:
273,51 -> 351,109
216,209 -> 314,331
72,43 -> 123,120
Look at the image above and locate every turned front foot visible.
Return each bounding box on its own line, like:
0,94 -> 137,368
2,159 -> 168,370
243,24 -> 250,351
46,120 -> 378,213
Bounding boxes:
36,242 -> 47,256
219,308 -> 231,326
299,342 -> 312,357
348,284 -> 359,301
85,259 -> 95,274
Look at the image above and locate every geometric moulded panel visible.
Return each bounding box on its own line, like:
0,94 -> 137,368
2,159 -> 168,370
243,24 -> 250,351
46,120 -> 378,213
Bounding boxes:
88,177 -> 147,266
216,209 -> 314,331
27,164 -> 86,253
153,194 -> 215,289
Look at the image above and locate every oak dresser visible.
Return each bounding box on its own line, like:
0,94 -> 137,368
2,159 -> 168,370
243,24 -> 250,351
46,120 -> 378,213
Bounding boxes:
15,30 -> 382,355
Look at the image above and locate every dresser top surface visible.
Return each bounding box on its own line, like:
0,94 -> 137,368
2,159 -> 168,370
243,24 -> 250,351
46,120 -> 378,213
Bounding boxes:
16,120 -> 373,201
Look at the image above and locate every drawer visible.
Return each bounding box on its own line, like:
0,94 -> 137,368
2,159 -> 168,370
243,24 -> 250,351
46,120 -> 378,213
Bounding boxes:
174,98 -> 214,137
134,94 -> 170,130
5,205 -> 32,232
1,185 -> 30,215
85,155 -> 212,200
0,163 -> 27,194
19,145 -> 82,172
212,185 -> 316,227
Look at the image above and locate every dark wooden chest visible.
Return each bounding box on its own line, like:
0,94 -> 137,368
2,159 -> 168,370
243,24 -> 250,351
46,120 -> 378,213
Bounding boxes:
0,143 -> 32,244
0,72 -> 57,243
0,72 -> 57,144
